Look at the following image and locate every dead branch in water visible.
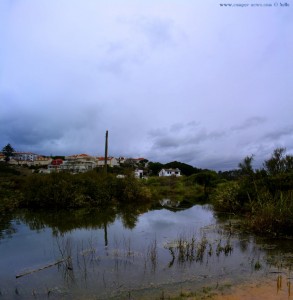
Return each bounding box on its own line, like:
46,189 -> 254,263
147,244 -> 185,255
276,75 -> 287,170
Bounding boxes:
16,257 -> 70,279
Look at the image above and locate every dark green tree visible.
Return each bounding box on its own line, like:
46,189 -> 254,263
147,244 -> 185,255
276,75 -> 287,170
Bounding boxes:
147,162 -> 164,176
264,148 -> 292,175
2,143 -> 15,162
263,148 -> 293,195
191,170 -> 218,186
238,155 -> 254,176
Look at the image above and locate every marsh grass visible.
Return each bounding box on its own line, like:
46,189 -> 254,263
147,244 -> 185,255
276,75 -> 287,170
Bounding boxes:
211,176 -> 293,237
165,233 -> 233,266
248,190 -> 293,236
147,238 -> 158,271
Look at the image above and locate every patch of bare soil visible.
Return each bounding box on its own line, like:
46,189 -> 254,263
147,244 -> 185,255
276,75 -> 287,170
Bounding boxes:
213,275 -> 292,300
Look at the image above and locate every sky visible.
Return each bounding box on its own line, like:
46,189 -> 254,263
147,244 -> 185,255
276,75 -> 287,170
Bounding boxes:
1,0 -> 292,170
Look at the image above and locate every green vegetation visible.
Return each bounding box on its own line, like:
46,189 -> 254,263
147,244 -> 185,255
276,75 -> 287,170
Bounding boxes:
21,172 -> 152,209
0,160 -> 213,212
211,148 -> 293,236
0,170 -> 207,211
0,163 -> 24,213
145,176 -> 205,203
0,163 -> 153,212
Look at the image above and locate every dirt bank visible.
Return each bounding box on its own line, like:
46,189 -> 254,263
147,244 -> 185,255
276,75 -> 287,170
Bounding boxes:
214,275 -> 292,300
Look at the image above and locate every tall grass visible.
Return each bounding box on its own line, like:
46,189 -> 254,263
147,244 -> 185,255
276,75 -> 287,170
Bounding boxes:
211,179 -> 293,236
249,190 -> 293,236
164,233 -> 233,266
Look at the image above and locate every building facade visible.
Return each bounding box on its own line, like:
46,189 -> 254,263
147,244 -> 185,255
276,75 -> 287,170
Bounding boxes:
158,168 -> 181,177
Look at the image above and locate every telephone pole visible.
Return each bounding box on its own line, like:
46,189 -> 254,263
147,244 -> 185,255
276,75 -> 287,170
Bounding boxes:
104,130 -> 108,174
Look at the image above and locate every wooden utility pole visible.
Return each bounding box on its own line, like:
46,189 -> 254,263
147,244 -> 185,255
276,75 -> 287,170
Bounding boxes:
104,130 -> 108,174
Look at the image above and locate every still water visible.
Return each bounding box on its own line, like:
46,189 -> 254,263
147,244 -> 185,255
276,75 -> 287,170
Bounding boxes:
0,202 -> 292,299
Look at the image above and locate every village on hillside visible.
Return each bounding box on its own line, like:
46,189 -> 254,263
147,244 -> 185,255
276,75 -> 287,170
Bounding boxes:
0,151 -> 182,178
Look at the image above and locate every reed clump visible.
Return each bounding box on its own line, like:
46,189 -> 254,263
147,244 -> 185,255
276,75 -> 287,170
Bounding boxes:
249,190 -> 293,236
164,234 -> 233,266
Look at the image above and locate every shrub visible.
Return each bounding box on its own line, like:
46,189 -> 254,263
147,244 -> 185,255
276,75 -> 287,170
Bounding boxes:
211,181 -> 241,212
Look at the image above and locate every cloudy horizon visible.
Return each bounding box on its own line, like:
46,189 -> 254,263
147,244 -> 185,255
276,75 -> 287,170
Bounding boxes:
1,1 -> 292,171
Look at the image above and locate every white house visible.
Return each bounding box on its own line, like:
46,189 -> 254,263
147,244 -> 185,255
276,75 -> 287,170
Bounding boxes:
134,169 -> 144,178
118,157 -> 126,164
13,152 -> 39,162
158,168 -> 181,177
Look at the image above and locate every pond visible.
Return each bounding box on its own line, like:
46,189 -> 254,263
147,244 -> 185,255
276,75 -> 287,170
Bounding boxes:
0,202 -> 292,299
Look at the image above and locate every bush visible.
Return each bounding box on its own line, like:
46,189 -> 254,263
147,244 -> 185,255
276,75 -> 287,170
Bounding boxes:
22,173 -> 79,209
211,181 -> 241,212
20,172 -> 153,209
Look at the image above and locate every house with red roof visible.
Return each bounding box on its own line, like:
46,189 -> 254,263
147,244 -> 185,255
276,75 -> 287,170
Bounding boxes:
96,156 -> 119,167
48,158 -> 64,172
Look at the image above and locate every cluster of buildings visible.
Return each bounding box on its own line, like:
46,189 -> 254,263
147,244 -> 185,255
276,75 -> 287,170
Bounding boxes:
1,151 -> 182,177
2,152 -> 142,173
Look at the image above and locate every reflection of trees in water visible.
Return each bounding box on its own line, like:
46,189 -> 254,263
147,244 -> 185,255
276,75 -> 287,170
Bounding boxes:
0,201 -> 151,246
213,210 -> 293,271
0,213 -> 17,240
117,202 -> 151,229
0,200 -> 201,240
18,207 -> 116,235
151,199 -> 199,213
16,202 -> 152,235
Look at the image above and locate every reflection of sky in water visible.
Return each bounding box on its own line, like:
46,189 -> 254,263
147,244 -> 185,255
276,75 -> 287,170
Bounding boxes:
0,205 -> 292,299
138,205 -> 214,231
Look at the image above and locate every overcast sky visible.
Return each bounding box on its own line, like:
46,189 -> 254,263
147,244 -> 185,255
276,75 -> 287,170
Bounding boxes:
1,0 -> 292,170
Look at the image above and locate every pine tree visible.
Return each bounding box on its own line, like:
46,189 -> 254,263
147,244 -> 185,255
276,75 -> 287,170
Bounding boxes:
2,143 -> 15,162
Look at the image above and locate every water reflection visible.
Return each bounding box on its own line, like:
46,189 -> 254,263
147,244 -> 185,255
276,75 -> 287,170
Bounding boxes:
0,203 -> 292,299
0,213 -> 18,240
